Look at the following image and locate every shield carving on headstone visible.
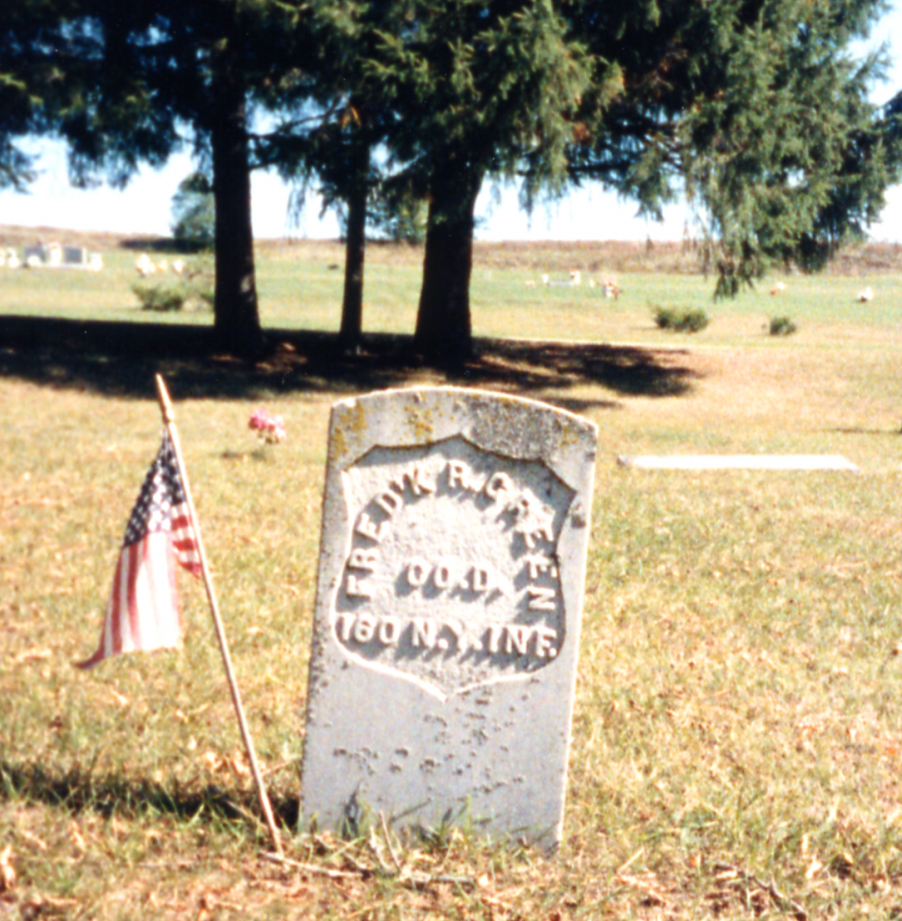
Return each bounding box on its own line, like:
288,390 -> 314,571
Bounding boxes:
333,435 -> 574,698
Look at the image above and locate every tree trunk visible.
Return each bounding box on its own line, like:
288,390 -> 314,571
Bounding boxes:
210,25 -> 262,359
339,141 -> 369,352
414,164 -> 483,366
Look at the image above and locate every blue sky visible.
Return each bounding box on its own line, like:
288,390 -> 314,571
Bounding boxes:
1,6 -> 900,244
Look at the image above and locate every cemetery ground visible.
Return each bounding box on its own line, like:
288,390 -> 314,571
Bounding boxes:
2,231 -> 902,918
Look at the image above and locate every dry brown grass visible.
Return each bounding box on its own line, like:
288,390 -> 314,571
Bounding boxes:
3,230 -> 902,919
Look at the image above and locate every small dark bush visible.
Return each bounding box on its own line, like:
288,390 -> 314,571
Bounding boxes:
653,306 -> 709,333
132,282 -> 186,312
769,316 -> 797,336
132,261 -> 214,312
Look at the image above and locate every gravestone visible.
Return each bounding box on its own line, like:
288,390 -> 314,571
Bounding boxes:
23,245 -> 46,265
301,387 -> 597,846
617,454 -> 859,471
63,246 -> 88,266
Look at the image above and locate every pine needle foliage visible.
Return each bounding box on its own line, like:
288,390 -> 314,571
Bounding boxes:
566,0 -> 894,296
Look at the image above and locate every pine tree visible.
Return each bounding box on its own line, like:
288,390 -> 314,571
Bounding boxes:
9,0 -> 896,365
262,0 -> 414,351
565,0 -> 893,293
47,0 -> 307,358
372,0 -> 590,365
368,0 -> 892,364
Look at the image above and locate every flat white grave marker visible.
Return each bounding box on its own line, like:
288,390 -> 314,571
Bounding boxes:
617,454 -> 859,471
301,387 -> 597,846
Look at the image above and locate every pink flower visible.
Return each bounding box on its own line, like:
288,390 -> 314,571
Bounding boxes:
248,408 -> 286,444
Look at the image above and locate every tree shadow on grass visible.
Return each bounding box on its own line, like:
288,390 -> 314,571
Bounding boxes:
0,317 -> 699,408
0,757 -> 300,833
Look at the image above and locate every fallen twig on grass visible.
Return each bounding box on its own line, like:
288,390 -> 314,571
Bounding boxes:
712,864 -> 807,920
750,873 -> 808,921
261,852 -> 361,880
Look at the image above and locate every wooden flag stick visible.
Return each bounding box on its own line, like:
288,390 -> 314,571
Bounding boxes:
154,374 -> 284,858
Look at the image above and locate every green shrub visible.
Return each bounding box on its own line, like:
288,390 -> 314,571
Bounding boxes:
132,282 -> 186,312
132,260 -> 215,312
653,306 -> 710,333
769,315 -> 797,336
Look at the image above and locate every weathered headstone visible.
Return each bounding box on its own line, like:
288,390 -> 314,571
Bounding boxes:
301,387 -> 597,846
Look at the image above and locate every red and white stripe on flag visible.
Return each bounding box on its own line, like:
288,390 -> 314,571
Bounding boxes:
171,502 -> 201,576
77,434 -> 200,669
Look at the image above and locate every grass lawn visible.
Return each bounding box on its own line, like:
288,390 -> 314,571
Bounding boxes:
2,234 -> 902,918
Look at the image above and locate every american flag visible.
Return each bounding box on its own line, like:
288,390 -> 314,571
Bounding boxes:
77,433 -> 201,669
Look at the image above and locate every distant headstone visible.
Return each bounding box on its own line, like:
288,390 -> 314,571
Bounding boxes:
63,246 -> 88,266
301,387 -> 597,846
23,243 -> 62,267
24,245 -> 46,265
